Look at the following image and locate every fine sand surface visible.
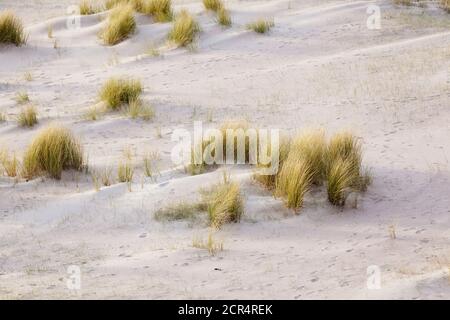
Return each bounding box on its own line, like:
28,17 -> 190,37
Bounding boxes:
0,0 -> 449,299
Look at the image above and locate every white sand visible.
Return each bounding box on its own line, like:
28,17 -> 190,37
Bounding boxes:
0,0 -> 449,299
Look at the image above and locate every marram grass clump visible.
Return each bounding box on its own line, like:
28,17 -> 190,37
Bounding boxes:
253,135 -> 291,190
144,0 -> 173,22
187,120 -> 255,175
154,174 -> 244,229
17,105 -> 38,127
100,3 -> 136,45
202,177 -> 243,229
79,0 -> 104,15
216,7 -> 231,27
0,149 -> 20,177
22,125 -> 83,179
440,0 -> 450,13
275,156 -> 312,210
203,0 -> 223,12
326,132 -> 370,205
167,10 -> 200,47
247,19 -> 274,34
326,158 -> 357,206
0,11 -> 27,46
99,77 -> 142,109
254,129 -> 371,211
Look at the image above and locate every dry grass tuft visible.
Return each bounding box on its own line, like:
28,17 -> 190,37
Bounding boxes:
15,92 -> 30,104
192,231 -> 223,256
80,0 -> 104,15
290,130 -> 327,185
0,112 -> 6,122
254,129 -> 371,210
143,151 -> 160,180
22,125 -> 83,179
99,77 -> 142,109
17,105 -> 38,127
441,0 -> 450,12
388,224 -> 397,240
203,0 -> 223,12
167,9 -> 200,47
47,24 -> 53,38
216,7 -> 231,27
23,71 -> 33,81
0,11 -> 27,46
0,149 -> 20,177
326,132 -> 371,205
326,158 -> 357,206
100,3 -> 136,45
144,0 -> 173,22
327,132 -> 362,179
202,177 -> 243,229
220,119 -> 254,163
106,0 -> 145,11
126,99 -> 154,120
275,156 -> 312,210
146,43 -> 161,56
247,18 -> 274,34
393,0 -> 413,6
187,139 -> 210,175
154,202 -> 206,221
117,154 -> 134,183
187,120 -> 256,175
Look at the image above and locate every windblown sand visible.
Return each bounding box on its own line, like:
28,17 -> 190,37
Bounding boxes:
0,0 -> 449,299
